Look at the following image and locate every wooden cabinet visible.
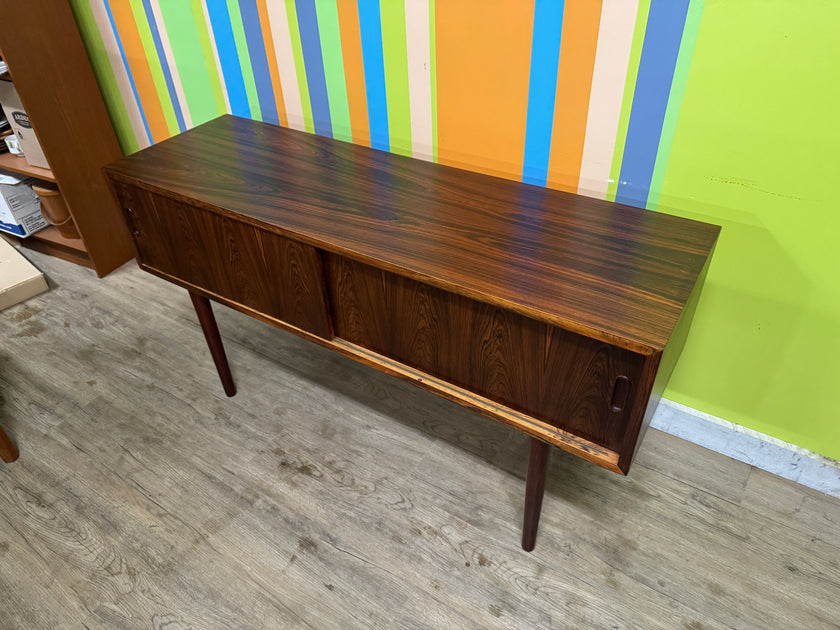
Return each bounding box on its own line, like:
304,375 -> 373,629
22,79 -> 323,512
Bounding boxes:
0,1 -> 132,276
104,115 -> 719,549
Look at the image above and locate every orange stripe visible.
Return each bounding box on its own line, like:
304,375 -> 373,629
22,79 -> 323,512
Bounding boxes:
337,0 -> 369,147
436,1 -> 534,180
109,0 -> 169,142
256,0 -> 287,127
546,0 -> 603,192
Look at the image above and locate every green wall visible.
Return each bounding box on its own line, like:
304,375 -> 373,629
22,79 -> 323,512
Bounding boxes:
660,1 -> 840,459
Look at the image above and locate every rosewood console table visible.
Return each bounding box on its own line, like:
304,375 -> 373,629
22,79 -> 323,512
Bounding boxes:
104,115 -> 719,551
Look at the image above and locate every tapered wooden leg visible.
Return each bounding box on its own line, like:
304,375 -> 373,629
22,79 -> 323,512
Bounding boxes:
522,438 -> 550,552
0,425 -> 19,463
189,291 -> 236,397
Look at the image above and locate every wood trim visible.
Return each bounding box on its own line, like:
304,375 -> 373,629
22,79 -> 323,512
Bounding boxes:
141,262 -> 624,474
331,339 -> 624,474
0,151 -> 55,182
20,226 -> 93,269
617,245 -> 717,472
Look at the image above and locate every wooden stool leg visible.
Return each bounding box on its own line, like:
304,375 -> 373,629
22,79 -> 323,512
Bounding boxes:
0,425 -> 19,463
189,291 -> 237,397
522,438 -> 550,552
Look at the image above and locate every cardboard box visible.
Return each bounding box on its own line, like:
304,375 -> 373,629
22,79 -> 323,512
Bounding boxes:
0,169 -> 47,237
0,236 -> 48,311
0,81 -> 50,169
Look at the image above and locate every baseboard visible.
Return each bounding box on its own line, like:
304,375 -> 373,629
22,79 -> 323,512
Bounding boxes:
651,399 -> 840,498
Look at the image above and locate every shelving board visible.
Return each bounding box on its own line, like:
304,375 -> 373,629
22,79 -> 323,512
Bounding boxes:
0,151 -> 55,182
20,225 -> 92,269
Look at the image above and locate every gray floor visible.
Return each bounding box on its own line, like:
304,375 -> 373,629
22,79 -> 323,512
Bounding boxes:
1,248 -> 839,630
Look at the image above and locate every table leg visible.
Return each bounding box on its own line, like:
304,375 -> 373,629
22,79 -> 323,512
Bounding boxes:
189,291 -> 237,397
522,437 -> 550,551
0,425 -> 19,463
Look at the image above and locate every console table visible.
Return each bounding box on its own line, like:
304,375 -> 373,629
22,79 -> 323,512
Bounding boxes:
104,115 -> 719,551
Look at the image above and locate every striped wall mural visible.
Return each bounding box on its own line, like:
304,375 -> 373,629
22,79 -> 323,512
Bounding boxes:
70,0 -> 704,210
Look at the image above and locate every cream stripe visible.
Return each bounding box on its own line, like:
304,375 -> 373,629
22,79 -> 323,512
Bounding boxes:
264,0 -> 305,130
198,0 -> 232,115
89,0 -> 151,148
148,0 -> 194,128
577,0 -> 640,199
404,0 -> 433,161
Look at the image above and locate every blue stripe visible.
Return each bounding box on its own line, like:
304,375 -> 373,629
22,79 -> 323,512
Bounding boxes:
357,0 -> 389,151
615,0 -> 690,208
295,0 -> 332,137
239,0 -> 279,125
522,0 -> 565,186
140,0 -> 186,132
205,0 -> 251,118
103,0 -> 153,144
0,221 -> 26,237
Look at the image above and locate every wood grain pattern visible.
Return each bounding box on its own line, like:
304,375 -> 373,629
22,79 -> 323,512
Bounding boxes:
0,0 -> 133,276
327,254 -> 649,453
189,291 -> 237,397
14,225 -> 96,270
522,438 -> 550,552
99,255 -> 623,471
112,181 -> 332,340
1,250 -> 838,629
0,151 -> 55,181
328,339 -> 623,473
103,115 -> 719,544
618,251 -> 714,472
103,115 -> 720,351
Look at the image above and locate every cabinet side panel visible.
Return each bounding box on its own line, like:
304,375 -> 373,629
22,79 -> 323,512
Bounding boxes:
117,184 -> 332,339
327,254 -> 647,452
617,247 -> 716,472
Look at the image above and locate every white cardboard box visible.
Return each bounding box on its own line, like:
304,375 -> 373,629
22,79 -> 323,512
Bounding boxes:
0,236 -> 48,310
0,80 -> 50,169
0,169 -> 46,237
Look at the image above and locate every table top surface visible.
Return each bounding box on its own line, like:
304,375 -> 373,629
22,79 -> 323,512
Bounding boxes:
105,115 -> 719,352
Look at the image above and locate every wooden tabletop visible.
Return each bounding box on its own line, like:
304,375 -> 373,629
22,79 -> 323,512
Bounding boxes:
105,115 -> 719,352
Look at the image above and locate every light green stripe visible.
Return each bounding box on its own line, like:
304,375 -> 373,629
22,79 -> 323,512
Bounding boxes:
226,0 -> 262,120
314,0 -> 351,142
379,1 -> 412,156
606,0 -> 651,202
68,0 -> 139,153
156,1 -> 223,125
190,0 -> 228,116
128,0 -> 179,135
646,0 -> 705,210
429,0 -> 437,162
286,0 -> 314,133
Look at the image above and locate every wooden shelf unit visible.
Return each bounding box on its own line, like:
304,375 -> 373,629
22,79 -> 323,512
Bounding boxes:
0,150 -> 56,182
0,1 -> 133,276
21,225 -> 93,270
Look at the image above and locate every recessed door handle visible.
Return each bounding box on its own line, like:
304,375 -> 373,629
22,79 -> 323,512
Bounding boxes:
610,375 -> 631,413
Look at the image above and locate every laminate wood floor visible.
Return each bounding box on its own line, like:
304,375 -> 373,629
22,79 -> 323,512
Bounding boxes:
1,250 -> 838,630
